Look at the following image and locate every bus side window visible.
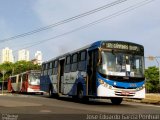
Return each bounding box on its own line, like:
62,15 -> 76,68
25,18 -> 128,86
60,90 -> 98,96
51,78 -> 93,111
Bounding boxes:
78,51 -> 87,71
51,61 -> 54,75
46,63 -> 49,75
87,51 -> 93,76
18,75 -> 21,82
12,77 -> 16,83
11,78 -> 13,83
65,56 -> 71,73
14,77 -> 16,83
48,62 -> 53,75
22,74 -> 27,82
53,60 -> 58,75
41,64 -> 45,76
48,62 -> 51,75
71,53 -> 78,72
44,63 -> 49,75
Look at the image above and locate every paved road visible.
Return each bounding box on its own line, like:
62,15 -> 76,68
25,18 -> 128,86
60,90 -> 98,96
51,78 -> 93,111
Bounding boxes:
0,94 -> 159,120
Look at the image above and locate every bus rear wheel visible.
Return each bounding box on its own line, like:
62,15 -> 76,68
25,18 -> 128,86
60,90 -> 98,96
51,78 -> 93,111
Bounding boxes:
77,88 -> 83,100
110,98 -> 123,105
77,87 -> 89,103
49,88 -> 53,98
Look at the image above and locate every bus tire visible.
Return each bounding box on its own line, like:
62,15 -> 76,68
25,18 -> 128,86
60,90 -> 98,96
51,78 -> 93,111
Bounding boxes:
77,88 -> 83,100
49,88 -> 53,98
11,89 -> 15,93
77,85 -> 89,103
110,98 -> 123,105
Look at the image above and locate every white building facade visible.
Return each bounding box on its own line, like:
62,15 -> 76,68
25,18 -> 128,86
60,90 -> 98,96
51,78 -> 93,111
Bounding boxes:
1,47 -> 14,63
35,51 -> 42,65
18,49 -> 29,61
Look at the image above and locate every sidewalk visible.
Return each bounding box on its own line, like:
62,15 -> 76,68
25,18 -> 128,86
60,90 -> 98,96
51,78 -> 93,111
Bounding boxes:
0,90 -> 8,95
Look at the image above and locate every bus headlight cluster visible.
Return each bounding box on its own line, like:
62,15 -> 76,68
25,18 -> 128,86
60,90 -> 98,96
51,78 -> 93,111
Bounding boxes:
136,84 -> 145,91
98,79 -> 111,88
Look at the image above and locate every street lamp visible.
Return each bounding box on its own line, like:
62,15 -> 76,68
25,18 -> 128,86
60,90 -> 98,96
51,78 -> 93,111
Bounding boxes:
155,57 -> 160,87
1,70 -> 6,95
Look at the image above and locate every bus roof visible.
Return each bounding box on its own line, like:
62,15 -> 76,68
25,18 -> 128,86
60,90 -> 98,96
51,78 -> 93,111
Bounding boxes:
43,40 -> 144,64
20,70 -> 41,75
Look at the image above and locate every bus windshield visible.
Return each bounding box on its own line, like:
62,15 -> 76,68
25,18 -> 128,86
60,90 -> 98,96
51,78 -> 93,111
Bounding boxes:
29,73 -> 40,85
98,51 -> 144,77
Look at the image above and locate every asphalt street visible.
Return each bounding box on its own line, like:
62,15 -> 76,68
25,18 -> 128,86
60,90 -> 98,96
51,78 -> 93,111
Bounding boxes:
0,94 -> 159,120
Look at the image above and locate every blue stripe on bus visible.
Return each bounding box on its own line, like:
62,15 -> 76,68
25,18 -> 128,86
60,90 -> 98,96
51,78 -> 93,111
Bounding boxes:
40,72 -> 87,96
68,72 -> 87,96
97,72 -> 145,89
40,75 -> 56,93
67,78 -> 86,96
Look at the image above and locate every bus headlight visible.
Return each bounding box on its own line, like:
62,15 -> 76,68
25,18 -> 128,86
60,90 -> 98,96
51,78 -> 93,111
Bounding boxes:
109,85 -> 112,89
98,79 -> 104,84
98,79 -> 109,88
136,87 -> 140,91
136,84 -> 145,91
104,82 -> 108,87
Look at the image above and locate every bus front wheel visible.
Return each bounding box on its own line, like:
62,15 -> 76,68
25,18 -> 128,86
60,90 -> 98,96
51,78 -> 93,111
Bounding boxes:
110,98 -> 123,105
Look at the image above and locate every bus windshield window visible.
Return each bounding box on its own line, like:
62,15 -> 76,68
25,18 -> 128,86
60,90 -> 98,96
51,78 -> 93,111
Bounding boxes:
98,51 -> 144,77
29,73 -> 40,85
130,55 -> 144,77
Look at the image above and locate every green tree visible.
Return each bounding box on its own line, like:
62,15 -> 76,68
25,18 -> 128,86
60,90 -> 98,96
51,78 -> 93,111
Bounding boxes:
145,66 -> 159,93
13,61 -> 41,74
0,61 -> 41,82
0,62 -> 14,81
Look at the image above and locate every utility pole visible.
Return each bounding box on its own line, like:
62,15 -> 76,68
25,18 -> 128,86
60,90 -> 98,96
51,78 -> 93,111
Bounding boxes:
155,58 -> 160,87
1,70 -> 6,95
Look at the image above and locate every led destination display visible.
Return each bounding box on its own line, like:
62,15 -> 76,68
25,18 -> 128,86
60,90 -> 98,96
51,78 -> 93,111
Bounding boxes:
102,42 -> 143,52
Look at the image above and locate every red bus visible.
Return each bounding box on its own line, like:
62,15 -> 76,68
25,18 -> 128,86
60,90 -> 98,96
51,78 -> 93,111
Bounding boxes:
8,70 -> 43,94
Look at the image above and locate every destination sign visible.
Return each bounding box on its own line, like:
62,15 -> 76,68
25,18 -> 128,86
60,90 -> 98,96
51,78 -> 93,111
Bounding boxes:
101,42 -> 142,51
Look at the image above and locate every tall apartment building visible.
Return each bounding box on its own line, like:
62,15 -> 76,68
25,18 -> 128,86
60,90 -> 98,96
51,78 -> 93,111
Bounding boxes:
1,47 -> 14,63
18,49 -> 29,61
35,51 -> 42,65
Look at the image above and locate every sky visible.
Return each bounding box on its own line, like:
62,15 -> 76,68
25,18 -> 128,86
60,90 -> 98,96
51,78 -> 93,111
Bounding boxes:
0,0 -> 159,67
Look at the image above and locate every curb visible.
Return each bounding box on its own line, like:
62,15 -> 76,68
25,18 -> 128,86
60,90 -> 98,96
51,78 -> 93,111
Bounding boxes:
0,94 -> 7,96
124,98 -> 160,105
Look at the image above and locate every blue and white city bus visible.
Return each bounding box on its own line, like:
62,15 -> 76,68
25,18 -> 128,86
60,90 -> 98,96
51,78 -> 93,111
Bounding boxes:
40,41 -> 145,104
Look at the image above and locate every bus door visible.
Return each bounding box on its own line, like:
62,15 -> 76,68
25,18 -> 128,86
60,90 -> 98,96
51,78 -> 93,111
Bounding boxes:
88,49 -> 99,95
15,75 -> 19,92
21,73 -> 28,92
17,75 -> 22,92
58,58 -> 65,94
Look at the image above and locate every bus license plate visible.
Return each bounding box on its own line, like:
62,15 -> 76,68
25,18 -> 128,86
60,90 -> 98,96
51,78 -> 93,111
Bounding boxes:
121,91 -> 129,95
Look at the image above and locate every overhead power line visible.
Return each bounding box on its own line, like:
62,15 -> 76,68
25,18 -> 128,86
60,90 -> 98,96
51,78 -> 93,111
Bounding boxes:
0,0 -> 128,43
0,0 -> 153,59
12,0 -> 155,52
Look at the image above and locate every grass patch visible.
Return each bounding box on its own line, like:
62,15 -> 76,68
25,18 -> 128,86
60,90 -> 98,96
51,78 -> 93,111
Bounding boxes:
125,93 -> 160,105
141,94 -> 160,104
145,94 -> 160,100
